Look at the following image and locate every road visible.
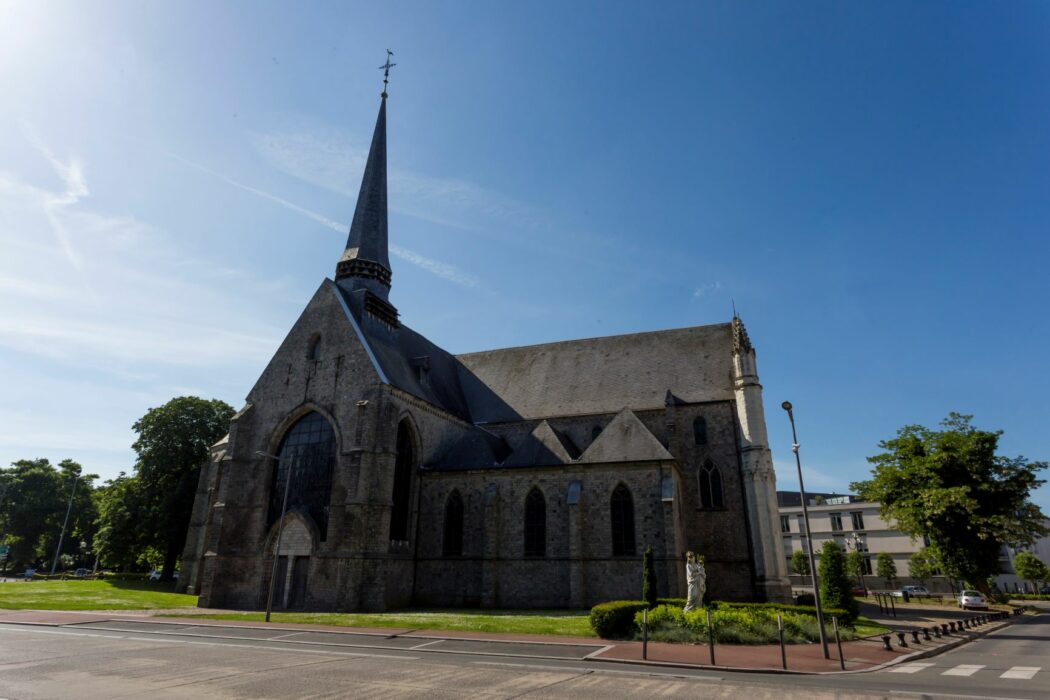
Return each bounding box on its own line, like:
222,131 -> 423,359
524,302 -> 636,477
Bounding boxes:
0,615 -> 1046,698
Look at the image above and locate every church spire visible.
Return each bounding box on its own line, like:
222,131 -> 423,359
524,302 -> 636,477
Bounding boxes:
336,85 -> 392,299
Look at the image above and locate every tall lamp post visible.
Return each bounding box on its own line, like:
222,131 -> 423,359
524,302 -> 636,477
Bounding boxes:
846,532 -> 867,596
50,472 -> 80,575
781,401 -> 830,660
257,450 -> 294,622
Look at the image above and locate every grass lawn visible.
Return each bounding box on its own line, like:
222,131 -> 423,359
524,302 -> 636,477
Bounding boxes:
166,609 -> 596,637
852,616 -> 891,637
0,579 -> 198,611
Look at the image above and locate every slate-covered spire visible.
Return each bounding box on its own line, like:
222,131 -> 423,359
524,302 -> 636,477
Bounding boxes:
336,94 -> 392,300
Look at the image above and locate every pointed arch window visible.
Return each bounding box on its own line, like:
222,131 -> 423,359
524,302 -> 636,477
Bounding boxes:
693,416 -> 707,445
610,484 -> 636,556
268,411 -> 336,540
524,488 -> 546,557
389,421 -> 415,542
307,334 -> 321,361
699,460 -> 724,509
442,490 -> 464,556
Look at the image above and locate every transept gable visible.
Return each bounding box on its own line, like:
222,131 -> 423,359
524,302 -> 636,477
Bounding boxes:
578,407 -> 674,464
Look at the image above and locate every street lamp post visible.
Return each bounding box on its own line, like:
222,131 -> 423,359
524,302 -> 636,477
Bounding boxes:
846,532 -> 867,596
257,450 -> 294,622
781,401 -> 830,660
50,473 -> 80,575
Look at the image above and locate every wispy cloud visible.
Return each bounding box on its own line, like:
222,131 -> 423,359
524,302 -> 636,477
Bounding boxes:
692,281 -> 723,298
166,151 -> 480,288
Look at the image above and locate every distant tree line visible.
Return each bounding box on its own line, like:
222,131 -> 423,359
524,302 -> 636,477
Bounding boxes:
0,397 -> 233,581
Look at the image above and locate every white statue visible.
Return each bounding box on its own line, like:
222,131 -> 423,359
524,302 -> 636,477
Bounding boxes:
683,551 -> 707,613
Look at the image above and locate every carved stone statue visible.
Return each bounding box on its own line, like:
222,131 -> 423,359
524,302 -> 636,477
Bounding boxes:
683,551 -> 707,613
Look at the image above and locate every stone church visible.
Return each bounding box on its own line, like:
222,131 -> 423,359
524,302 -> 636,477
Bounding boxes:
180,87 -> 792,612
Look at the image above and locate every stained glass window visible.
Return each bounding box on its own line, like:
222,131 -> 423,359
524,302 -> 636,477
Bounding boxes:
389,422 -> 415,542
443,490 -> 464,556
610,484 -> 636,556
698,460 -> 724,509
524,488 -> 546,557
269,411 -> 336,540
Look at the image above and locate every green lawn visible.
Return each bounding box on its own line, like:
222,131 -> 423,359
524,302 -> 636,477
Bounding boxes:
167,609 -> 596,637
0,579 -> 198,611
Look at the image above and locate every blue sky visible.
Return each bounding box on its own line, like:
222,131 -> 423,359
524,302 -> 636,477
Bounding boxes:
1,1 -> 1048,510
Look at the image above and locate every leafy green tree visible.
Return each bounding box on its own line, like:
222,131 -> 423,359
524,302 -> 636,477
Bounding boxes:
94,473 -> 147,570
851,413 -> 1047,594
790,549 -> 810,576
818,540 -> 858,618
1012,552 -> 1050,594
845,550 -> 864,585
876,552 -> 898,587
132,397 -> 233,580
908,547 -> 938,587
641,544 -> 658,608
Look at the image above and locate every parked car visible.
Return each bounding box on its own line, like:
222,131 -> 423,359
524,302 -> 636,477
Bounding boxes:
73,568 -> 89,577
850,586 -> 868,597
23,568 -> 36,579
148,570 -> 179,581
901,585 -> 931,597
958,590 -> 987,609
1038,585 -> 1050,595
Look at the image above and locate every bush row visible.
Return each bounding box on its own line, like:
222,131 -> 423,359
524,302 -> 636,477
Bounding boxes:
589,600 -> 650,638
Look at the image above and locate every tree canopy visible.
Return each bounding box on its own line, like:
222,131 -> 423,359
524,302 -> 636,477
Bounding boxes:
790,548 -> 810,576
851,413 -> 1047,592
132,396 -> 233,580
1012,552 -> 1049,591
908,547 -> 938,587
817,540 -> 857,618
876,552 -> 898,586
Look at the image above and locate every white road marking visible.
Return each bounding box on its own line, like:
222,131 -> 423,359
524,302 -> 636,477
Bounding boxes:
1000,666 -> 1040,679
408,640 -> 445,650
942,664 -> 985,676
888,662 -> 935,673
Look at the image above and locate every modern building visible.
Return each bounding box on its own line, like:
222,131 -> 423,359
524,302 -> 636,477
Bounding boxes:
178,83 -> 793,612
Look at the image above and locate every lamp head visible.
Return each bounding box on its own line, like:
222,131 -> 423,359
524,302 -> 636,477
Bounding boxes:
781,401 -> 793,411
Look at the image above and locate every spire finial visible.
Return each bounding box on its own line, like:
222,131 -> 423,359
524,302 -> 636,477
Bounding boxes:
380,49 -> 396,98
731,298 -> 738,319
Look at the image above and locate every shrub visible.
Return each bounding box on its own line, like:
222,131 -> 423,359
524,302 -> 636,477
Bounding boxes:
657,597 -> 687,608
590,600 -> 649,639
634,603 -> 855,645
818,541 -> 858,619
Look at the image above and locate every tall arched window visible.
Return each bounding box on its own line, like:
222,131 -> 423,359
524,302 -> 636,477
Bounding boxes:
307,334 -> 321,360
268,411 -> 336,540
699,460 -> 724,509
524,488 -> 546,557
389,421 -> 415,541
693,416 -> 707,445
443,490 -> 464,556
610,483 -> 636,556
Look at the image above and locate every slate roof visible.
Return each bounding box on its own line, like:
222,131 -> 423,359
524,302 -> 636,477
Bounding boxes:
340,96 -> 390,272
456,325 -> 736,422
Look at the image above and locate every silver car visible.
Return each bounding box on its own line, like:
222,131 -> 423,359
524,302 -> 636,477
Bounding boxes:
958,590 -> 987,609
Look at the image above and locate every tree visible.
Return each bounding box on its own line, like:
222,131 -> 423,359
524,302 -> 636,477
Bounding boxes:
851,413 -> 1048,594
876,552 -> 898,587
641,544 -> 658,608
790,549 -> 811,576
818,540 -> 858,618
94,473 -> 147,571
1012,552 -> 1050,594
132,396 -> 233,580
845,550 -> 865,584
908,547 -> 938,588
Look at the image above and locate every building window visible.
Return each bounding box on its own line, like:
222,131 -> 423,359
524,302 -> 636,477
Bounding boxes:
783,537 -> 793,557
610,484 -> 636,556
442,490 -> 463,556
780,515 -> 791,533
698,460 -> 724,509
830,513 -> 843,532
692,416 -> 707,445
307,334 -> 321,360
850,511 -> 866,531
862,556 -> 873,575
797,514 -> 806,535
524,488 -> 546,557
389,421 -> 415,542
268,411 -> 336,540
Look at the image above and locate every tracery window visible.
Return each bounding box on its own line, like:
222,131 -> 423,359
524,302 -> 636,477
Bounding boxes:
389,421 -> 415,542
268,411 -> 336,540
610,483 -> 636,556
443,490 -> 464,556
698,460 -> 724,509
307,334 -> 321,360
693,416 -> 707,445
524,488 -> 546,557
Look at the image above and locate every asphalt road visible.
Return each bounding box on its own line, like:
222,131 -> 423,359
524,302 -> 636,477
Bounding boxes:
0,615 -> 1045,699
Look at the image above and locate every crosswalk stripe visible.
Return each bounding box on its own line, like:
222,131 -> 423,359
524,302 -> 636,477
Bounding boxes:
942,664 -> 985,676
1001,666 -> 1040,680
889,662 -> 935,674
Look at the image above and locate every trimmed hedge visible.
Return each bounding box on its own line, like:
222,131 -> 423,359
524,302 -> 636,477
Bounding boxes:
716,600 -> 853,624
589,600 -> 649,639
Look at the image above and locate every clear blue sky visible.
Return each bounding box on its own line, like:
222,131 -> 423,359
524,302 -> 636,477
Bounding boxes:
1,1 -> 1047,511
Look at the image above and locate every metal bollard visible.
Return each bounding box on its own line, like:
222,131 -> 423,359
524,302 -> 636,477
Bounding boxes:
889,595 -> 897,618
881,635 -> 892,651
833,617 -> 845,670
949,621 -> 957,633
941,623 -> 950,635
896,631 -> 908,647
777,614 -> 787,670
642,608 -> 648,660
911,629 -> 921,644
922,628 -> 931,641
932,626 -> 941,638
706,609 -> 715,666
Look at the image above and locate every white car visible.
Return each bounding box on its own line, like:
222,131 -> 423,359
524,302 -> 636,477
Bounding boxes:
958,590 -> 987,609
148,570 -> 179,581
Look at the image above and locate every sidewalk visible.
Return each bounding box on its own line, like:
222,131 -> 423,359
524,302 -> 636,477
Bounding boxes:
0,605 -> 1015,675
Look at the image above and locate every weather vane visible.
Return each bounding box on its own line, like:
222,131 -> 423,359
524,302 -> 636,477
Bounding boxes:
380,49 -> 396,97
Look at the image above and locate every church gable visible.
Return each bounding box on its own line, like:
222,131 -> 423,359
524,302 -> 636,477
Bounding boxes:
579,407 -> 674,464
502,419 -> 575,467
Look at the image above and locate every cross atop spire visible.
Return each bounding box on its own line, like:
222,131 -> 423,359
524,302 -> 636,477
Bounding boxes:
380,49 -> 396,98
